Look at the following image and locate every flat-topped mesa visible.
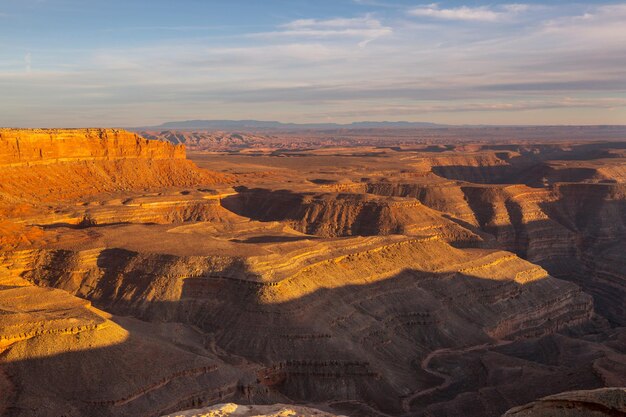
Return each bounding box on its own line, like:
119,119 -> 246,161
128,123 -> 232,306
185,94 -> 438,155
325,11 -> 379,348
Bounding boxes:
0,129 -> 228,209
220,189 -> 483,244
0,128 -> 186,165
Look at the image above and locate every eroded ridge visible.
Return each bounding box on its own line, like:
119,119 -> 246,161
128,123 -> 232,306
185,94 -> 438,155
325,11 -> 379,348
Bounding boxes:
1,130 -> 625,417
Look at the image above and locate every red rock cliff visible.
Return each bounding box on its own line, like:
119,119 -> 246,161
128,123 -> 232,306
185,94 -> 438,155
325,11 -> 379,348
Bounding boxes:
0,128 -> 228,209
0,128 -> 186,166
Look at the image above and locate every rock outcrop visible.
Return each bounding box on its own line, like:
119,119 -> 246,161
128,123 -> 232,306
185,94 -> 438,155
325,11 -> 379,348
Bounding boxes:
503,388 -> 626,417
0,231 -> 593,416
221,188 -> 483,244
0,128 -> 228,210
162,403 -> 344,417
0,128 -> 185,164
1,131 -> 625,417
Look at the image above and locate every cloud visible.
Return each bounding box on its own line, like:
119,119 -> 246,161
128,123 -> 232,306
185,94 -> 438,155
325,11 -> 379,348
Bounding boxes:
540,4 -> 626,47
408,3 -> 530,22
254,15 -> 392,47
2,3 -> 625,126
479,79 -> 626,92
312,98 -> 626,119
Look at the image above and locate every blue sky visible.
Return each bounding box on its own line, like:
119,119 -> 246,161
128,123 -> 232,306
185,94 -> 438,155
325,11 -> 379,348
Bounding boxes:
1,0 -> 625,126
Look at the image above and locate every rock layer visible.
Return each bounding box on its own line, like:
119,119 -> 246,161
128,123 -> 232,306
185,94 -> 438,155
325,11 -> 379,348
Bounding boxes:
0,128 -> 227,210
503,388 -> 626,417
1,131 -> 625,417
161,403 -> 344,417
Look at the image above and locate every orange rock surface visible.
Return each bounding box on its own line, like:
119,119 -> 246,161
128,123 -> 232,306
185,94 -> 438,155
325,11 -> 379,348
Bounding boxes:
0,129 -> 625,417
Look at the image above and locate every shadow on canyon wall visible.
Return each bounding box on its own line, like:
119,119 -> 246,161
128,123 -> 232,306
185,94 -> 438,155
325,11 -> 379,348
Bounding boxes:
6,247 -> 623,417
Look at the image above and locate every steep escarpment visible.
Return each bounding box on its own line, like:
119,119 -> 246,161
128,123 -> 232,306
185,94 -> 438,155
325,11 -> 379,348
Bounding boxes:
0,247 -> 259,417
422,152 -> 518,184
547,183 -> 626,241
452,181 -> 626,327
365,180 -> 578,265
365,178 -> 481,226
161,403 -> 344,417
543,183 -> 626,325
3,233 -> 593,415
0,128 -> 185,163
411,144 -> 626,187
0,280 -> 253,417
221,188 -> 482,244
0,128 -> 228,208
367,173 -> 626,328
1,135 -> 624,417
459,185 -> 578,264
503,388 -> 626,417
0,128 -> 231,251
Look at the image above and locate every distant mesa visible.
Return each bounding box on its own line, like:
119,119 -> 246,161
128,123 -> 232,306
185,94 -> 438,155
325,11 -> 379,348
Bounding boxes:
1,127 -> 625,417
138,119 -> 444,130
0,128 -> 228,202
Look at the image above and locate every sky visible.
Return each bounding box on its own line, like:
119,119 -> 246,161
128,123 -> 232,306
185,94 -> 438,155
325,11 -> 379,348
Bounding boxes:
1,0 -> 625,127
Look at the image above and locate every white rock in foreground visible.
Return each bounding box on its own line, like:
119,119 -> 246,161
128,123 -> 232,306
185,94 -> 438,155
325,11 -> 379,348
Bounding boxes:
162,403 -> 346,417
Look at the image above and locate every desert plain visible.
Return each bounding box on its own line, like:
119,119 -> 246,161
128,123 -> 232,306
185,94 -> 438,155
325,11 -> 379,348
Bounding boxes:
0,127 -> 625,417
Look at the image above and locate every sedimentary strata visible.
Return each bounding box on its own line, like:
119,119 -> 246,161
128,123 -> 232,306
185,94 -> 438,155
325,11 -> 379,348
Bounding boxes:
0,129 -> 624,417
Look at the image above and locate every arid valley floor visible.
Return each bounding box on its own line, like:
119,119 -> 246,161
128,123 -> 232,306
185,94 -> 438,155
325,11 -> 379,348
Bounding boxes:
1,128 -> 625,417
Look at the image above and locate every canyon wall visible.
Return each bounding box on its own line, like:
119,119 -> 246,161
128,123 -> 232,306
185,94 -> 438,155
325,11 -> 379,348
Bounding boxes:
0,129 -> 228,210
0,128 -> 185,164
1,132 -> 624,417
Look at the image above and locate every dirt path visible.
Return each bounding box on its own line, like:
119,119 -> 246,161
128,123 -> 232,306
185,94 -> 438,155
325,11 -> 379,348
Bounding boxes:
401,340 -> 512,414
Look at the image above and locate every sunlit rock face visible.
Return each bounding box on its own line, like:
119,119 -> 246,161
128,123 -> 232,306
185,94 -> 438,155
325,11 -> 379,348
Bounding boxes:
0,128 -> 227,210
161,403 -> 345,417
0,130 -> 625,417
503,388 -> 626,417
0,128 -> 186,163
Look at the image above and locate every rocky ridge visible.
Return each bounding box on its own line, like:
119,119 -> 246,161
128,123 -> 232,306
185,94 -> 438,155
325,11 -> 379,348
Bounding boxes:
0,130 -> 624,417
161,403 -> 345,417
503,388 -> 626,417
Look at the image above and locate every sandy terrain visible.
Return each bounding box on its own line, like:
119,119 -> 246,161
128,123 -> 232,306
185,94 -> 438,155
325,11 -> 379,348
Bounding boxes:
0,128 -> 624,417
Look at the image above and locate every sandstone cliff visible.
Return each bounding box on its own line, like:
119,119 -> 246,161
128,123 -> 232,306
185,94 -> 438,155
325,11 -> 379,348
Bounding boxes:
503,388 -> 626,417
0,128 -> 185,164
161,403 -> 345,417
1,133 -> 624,417
0,128 -> 228,210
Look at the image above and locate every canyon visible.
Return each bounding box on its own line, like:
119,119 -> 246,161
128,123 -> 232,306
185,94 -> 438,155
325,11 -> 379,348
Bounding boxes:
0,128 -> 625,417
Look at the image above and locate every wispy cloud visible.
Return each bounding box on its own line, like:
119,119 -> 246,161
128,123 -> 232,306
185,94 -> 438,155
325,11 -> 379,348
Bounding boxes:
541,3 -> 626,47
408,3 -> 531,22
1,2 -> 625,126
316,97 -> 626,118
254,15 -> 392,47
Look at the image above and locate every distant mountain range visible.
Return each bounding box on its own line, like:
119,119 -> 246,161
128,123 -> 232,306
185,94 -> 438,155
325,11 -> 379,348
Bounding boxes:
136,119 -> 445,130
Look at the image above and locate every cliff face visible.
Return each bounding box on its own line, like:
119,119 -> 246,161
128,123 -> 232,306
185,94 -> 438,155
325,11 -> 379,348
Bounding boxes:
1,135 -> 624,417
503,388 -> 626,417
161,403 -> 344,417
0,129 -> 227,210
221,188 -> 483,244
0,232 -> 592,416
366,169 -> 626,327
0,128 -> 185,165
